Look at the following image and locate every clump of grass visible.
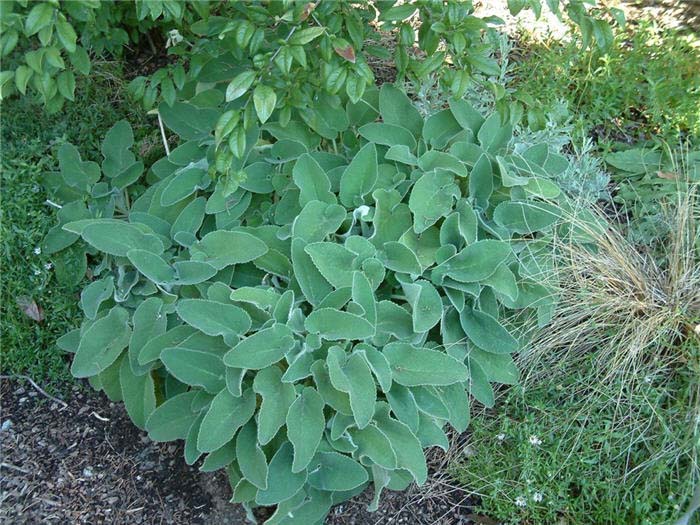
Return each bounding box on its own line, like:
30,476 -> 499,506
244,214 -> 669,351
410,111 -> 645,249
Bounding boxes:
451,184 -> 699,524
527,185 -> 699,382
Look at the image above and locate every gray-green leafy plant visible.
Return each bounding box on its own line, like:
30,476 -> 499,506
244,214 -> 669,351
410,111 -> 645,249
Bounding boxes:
45,83 -> 570,522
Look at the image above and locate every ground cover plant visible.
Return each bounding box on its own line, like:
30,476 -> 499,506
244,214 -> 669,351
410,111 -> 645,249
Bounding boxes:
41,74 -> 585,520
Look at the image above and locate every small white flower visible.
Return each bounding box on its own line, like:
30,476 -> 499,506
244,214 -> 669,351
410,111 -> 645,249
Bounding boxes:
515,496 -> 527,508
44,262 -> 53,270
33,269 -> 41,276
34,247 -> 42,255
496,433 -> 506,441
533,492 -> 543,503
529,435 -> 542,446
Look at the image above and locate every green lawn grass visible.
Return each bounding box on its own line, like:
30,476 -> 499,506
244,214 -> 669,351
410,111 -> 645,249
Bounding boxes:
450,355 -> 697,525
1,62 -> 157,393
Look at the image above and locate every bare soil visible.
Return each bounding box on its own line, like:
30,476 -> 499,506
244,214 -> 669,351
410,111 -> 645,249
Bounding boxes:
0,378 -> 477,524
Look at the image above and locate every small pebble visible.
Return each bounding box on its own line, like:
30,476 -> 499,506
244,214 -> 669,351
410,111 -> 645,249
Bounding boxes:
83,467 -> 94,478
1,420 -> 13,431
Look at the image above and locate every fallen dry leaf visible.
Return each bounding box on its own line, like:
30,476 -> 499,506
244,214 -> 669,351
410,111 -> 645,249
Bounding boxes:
16,296 -> 44,322
657,171 -> 677,180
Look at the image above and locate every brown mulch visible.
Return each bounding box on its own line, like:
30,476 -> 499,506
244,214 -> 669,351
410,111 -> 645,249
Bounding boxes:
0,379 -> 246,525
1,378 -> 477,524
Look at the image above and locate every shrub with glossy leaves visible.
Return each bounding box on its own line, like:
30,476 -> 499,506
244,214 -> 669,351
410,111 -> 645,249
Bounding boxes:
46,83 -> 571,522
2,0 -> 619,117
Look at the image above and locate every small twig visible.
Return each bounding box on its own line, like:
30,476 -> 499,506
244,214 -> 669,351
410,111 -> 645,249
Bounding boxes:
1,462 -> 30,474
34,497 -> 61,507
157,112 -> 171,156
44,199 -> 63,209
0,375 -> 68,409
91,411 -> 110,422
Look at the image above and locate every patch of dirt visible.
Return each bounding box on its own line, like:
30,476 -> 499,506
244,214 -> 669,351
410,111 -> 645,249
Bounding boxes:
122,30 -> 179,80
0,378 -> 246,524
0,378 -> 478,524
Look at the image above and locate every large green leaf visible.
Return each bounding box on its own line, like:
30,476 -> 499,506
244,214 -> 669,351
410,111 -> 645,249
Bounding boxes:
292,200 -> 346,243
291,239 -> 334,306
493,201 -> 561,234
57,143 -> 100,190
304,242 -> 356,289
101,120 -> 136,178
138,325 -> 195,365
305,308 -> 375,340
433,240 -> 511,283
145,391 -> 198,442
160,167 -> 209,207
339,142 -> 378,207
351,271 -> 376,325
223,324 -> 295,369
358,123 -> 417,149
349,424 -> 398,469
161,346 -> 226,393
374,404 -> 427,484
25,3 -> 54,36
383,343 -> 468,386
128,297 -> 166,376
197,388 -> 256,452
418,151 -> 467,177
71,306 -> 131,378
287,387 -> 326,473
253,84 -> 277,124
402,279 -> 443,333
327,347 -> 376,429
292,153 -> 336,206
80,277 -> 114,320
409,171 -> 460,234
459,308 -> 519,354
159,102 -> 219,140
449,98 -> 484,135
127,249 -> 174,285
77,221 -> 164,257
176,299 -> 251,339
379,84 -> 423,138
253,367 -> 297,445
191,230 -> 268,269
379,242 -> 422,275
119,356 -> 156,430
307,452 -> 369,492
236,421 -> 268,489
256,443 -> 308,506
